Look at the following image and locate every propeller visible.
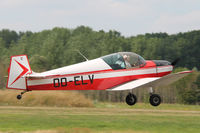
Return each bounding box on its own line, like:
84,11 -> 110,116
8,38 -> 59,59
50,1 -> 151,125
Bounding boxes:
171,58 -> 180,66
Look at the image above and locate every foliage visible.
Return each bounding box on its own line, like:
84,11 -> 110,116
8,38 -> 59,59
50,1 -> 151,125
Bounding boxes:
181,90 -> 198,104
0,27 -> 200,70
194,74 -> 200,89
173,72 -> 200,104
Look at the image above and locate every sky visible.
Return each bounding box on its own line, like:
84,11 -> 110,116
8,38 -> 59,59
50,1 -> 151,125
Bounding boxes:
0,0 -> 200,36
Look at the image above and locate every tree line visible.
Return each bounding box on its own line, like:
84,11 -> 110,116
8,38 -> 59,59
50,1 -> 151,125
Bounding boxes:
0,26 -> 199,104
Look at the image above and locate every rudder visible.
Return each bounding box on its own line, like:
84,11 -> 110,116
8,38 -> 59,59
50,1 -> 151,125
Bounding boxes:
7,55 -> 32,90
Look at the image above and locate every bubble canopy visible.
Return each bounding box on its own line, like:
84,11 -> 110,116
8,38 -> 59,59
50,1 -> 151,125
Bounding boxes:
101,52 -> 146,70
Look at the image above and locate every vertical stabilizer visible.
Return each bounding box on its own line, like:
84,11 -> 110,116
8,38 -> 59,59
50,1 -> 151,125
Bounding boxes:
7,55 -> 32,90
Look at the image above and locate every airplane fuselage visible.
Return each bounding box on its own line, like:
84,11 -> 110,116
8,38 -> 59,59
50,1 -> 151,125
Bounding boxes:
27,59 -> 173,91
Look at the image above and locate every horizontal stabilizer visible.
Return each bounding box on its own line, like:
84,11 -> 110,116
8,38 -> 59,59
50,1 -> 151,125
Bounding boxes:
25,73 -> 60,79
26,75 -> 47,79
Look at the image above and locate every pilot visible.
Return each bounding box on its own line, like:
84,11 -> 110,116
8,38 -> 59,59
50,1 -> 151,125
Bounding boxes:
123,55 -> 131,68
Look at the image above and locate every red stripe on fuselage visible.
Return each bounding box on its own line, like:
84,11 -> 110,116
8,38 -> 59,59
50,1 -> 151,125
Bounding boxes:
27,71 -> 171,91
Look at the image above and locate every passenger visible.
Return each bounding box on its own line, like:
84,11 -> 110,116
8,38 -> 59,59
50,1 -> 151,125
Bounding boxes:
123,55 -> 131,68
115,55 -> 126,69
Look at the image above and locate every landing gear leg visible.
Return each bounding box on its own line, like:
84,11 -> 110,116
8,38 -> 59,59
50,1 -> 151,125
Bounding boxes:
17,90 -> 28,100
148,87 -> 153,95
148,87 -> 161,106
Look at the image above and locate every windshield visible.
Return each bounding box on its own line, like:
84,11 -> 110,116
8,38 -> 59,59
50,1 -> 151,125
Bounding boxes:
101,52 -> 146,70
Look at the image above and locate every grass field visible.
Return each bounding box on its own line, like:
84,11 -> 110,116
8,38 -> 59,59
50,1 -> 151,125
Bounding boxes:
0,103 -> 200,133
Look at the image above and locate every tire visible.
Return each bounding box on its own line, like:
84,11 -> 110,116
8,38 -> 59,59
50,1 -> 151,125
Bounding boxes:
149,94 -> 161,106
17,95 -> 22,100
125,93 -> 137,106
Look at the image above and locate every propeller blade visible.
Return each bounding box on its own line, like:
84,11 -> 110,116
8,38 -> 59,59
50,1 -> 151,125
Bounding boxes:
171,58 -> 180,66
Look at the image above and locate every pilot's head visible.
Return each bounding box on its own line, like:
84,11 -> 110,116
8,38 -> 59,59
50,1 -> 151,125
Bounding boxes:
123,55 -> 130,61
123,55 -> 128,60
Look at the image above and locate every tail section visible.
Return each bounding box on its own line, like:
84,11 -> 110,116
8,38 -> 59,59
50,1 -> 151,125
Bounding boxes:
7,55 -> 32,90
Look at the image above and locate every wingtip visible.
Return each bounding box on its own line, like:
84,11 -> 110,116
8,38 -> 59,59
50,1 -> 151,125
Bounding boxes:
177,70 -> 193,74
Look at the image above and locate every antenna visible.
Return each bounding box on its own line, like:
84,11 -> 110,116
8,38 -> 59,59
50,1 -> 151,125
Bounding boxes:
75,50 -> 89,61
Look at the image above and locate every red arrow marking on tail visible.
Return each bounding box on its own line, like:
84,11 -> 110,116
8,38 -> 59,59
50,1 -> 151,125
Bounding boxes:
10,60 -> 29,86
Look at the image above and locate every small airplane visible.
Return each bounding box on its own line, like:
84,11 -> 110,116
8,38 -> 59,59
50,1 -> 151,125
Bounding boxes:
6,52 -> 192,106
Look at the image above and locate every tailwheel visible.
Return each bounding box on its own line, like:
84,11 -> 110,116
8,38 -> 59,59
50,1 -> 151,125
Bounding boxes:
126,93 -> 137,106
149,94 -> 161,106
17,95 -> 22,100
16,90 -> 28,100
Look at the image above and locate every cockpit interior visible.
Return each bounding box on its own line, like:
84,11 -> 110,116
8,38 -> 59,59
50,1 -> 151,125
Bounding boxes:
101,52 -> 146,70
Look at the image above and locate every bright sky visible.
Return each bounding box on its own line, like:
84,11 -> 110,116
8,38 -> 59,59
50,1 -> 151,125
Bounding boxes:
0,0 -> 200,36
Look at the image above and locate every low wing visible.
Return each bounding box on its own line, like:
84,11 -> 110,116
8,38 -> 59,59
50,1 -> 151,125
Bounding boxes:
108,71 -> 193,91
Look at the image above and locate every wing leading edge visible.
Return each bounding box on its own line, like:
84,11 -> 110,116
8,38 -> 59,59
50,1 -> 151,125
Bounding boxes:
108,71 -> 193,91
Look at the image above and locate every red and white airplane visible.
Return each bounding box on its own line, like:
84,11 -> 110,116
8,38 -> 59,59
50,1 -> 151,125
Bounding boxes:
7,52 -> 192,106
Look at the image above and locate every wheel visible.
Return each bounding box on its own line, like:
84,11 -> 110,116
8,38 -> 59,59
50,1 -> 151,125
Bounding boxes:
149,94 -> 161,106
126,93 -> 137,106
17,95 -> 22,100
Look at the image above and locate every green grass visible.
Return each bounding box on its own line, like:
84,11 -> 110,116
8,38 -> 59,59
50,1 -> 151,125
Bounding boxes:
0,104 -> 200,133
95,102 -> 200,111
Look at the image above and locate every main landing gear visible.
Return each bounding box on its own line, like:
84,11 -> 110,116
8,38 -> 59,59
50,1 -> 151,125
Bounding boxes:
149,94 -> 161,106
125,87 -> 161,106
126,93 -> 137,106
17,90 -> 29,100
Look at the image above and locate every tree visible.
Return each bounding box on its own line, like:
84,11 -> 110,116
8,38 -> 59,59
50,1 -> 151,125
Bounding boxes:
0,29 -> 19,48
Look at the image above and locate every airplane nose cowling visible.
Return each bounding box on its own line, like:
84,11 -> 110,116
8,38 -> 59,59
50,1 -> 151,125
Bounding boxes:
153,60 -> 171,66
